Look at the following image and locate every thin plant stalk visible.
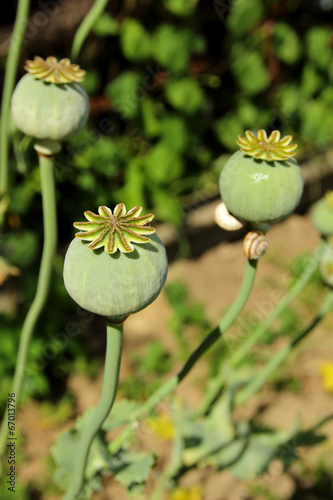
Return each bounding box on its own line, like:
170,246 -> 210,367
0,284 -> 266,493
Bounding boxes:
64,322 -> 123,500
230,239 -> 325,367
235,289 -> 333,406
0,0 -> 31,207
109,259 -> 258,453
196,239 -> 325,416
0,151 -> 57,463
70,0 -> 110,61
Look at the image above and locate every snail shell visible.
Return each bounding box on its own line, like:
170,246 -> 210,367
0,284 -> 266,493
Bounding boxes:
215,202 -> 245,231
243,231 -> 269,260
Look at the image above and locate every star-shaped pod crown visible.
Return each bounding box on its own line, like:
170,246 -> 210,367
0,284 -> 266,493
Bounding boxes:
73,204 -> 156,254
237,130 -> 298,161
24,56 -> 86,84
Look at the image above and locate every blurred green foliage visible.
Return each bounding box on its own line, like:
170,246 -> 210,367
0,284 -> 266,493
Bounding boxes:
5,0 -> 333,234
165,280 -> 211,357
70,0 -> 333,225
1,0 -> 333,414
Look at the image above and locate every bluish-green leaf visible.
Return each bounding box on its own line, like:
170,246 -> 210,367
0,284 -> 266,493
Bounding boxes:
107,449 -> 155,490
51,409 -> 109,497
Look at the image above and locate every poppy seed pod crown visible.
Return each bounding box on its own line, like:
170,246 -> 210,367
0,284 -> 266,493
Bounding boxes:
11,56 -> 89,141
219,130 -> 304,223
63,204 -> 168,322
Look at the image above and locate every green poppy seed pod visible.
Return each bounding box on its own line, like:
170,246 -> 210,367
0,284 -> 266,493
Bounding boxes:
311,192 -> 333,237
11,56 -> 89,141
319,241 -> 333,287
63,204 -> 168,322
219,130 -> 304,223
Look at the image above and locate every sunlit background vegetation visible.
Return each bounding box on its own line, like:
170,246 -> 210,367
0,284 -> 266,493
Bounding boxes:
1,0 -> 333,498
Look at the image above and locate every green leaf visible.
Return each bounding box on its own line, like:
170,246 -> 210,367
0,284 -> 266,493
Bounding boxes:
9,167 -> 40,214
214,113 -> 243,151
300,99 -> 333,148
51,409 -> 109,497
237,101 -> 272,130
103,399 -> 141,431
273,23 -> 302,64
182,395 -> 235,466
4,231 -> 38,267
230,433 -> 283,478
321,87 -> 333,105
165,78 -> 204,114
76,171 -> 97,192
138,341 -> 172,375
93,13 -> 119,37
203,410 -> 300,478
80,68 -> 102,95
306,27 -> 332,70
107,449 -> 155,490
237,100 -> 259,128
231,48 -> 271,95
165,281 -> 188,306
152,189 -> 183,224
105,71 -> 143,119
301,63 -> 323,97
160,114 -> 189,153
227,0 -> 265,37
141,98 -> 160,138
163,0 -> 198,16
115,157 -> 146,209
120,19 -> 152,62
277,84 -> 302,116
145,142 -> 184,185
153,25 -> 192,74
74,137 -> 128,175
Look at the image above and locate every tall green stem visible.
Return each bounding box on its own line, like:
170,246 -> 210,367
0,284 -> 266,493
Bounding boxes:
196,239 -> 325,416
109,259 -> 258,453
230,239 -> 325,367
0,0 -> 31,206
235,289 -> 333,406
64,322 -> 123,500
70,0 -> 110,61
0,151 -> 57,462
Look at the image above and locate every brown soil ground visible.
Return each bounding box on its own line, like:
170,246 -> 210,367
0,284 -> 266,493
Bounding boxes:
16,213 -> 333,500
